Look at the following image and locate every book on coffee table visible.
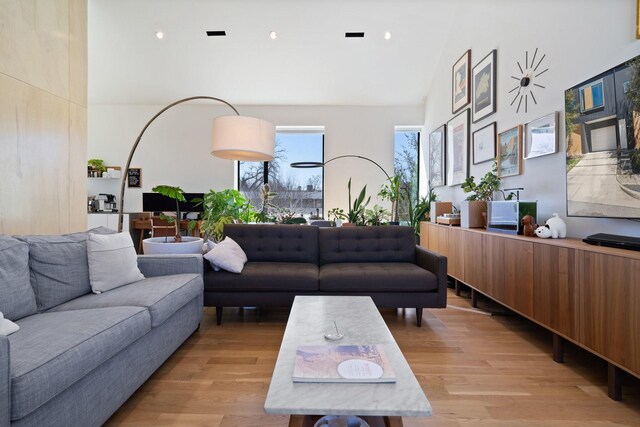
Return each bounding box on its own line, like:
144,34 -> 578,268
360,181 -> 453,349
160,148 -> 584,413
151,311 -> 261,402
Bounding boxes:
292,344 -> 396,383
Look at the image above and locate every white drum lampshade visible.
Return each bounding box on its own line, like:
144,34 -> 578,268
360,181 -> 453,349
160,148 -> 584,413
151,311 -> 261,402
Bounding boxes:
211,116 -> 275,161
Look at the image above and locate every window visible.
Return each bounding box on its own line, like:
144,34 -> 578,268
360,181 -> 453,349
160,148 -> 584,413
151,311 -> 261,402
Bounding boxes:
394,127 -> 421,222
238,129 -> 324,220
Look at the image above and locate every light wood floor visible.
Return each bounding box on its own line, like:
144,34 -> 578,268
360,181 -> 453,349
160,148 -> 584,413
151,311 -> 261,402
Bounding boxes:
105,290 -> 640,426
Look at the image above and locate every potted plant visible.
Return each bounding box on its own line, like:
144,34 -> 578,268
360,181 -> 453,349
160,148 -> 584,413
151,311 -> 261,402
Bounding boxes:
87,159 -> 107,177
327,207 -> 347,226
378,175 -> 406,224
142,185 -> 204,254
255,184 -> 277,223
194,188 -> 256,243
364,204 -> 390,226
461,162 -> 513,228
408,185 -> 438,239
345,178 -> 370,226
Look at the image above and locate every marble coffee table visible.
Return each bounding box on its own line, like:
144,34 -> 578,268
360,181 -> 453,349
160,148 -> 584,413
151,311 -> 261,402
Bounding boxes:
264,296 -> 432,427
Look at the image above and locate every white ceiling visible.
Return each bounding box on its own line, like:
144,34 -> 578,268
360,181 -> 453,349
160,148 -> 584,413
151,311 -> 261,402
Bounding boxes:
88,0 -> 460,106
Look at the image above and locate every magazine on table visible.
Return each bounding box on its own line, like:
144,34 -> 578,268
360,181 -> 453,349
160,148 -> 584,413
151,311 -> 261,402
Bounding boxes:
292,344 -> 396,383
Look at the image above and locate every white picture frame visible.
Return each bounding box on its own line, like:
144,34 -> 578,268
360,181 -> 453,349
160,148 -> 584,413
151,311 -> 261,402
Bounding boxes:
524,112 -> 559,159
472,122 -> 496,164
446,109 -> 469,186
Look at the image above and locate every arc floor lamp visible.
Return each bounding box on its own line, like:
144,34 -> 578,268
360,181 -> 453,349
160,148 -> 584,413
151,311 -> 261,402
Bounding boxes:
117,96 -> 275,232
290,155 -> 391,180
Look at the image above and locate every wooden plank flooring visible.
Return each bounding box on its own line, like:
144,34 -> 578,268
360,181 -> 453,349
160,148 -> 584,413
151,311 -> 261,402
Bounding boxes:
105,290 -> 640,426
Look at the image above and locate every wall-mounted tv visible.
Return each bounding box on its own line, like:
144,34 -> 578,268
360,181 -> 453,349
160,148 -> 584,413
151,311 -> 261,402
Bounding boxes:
565,54 -> 640,219
142,192 -> 204,213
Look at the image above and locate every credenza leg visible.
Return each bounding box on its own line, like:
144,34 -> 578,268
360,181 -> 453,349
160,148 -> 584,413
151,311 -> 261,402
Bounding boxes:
608,363 -> 622,401
552,334 -> 564,363
454,279 -> 461,296
471,289 -> 478,308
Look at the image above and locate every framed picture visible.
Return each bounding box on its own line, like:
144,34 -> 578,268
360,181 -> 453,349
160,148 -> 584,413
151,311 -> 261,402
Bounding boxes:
428,125 -> 446,187
452,50 -> 471,114
127,168 -> 142,188
497,125 -> 522,177
472,122 -> 496,164
472,49 -> 497,123
524,112 -> 559,159
446,109 -> 469,186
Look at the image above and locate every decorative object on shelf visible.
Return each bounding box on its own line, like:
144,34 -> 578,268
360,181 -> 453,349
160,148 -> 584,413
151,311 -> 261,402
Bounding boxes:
534,213 -> 567,239
127,168 -> 142,188
452,49 -> 471,114
472,49 -> 497,123
87,159 -> 107,177
472,121 -> 497,164
509,48 -> 548,114
430,201 -> 453,223
446,109 -> 469,186
428,124 -> 446,187
524,112 -> 559,159
521,214 -> 538,237
117,96 -> 276,232
497,125 -> 523,177
461,161 -> 514,228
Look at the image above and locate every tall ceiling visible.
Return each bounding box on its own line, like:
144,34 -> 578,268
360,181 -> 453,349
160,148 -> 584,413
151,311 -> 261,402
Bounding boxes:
89,0 -> 460,106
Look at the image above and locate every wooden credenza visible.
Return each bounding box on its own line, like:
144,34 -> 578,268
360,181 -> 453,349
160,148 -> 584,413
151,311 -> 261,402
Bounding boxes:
420,222 -> 640,400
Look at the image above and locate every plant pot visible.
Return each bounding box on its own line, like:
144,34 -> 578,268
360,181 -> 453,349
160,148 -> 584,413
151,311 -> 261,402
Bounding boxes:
460,200 -> 487,228
142,236 -> 204,255
341,222 -> 356,227
388,221 -> 400,226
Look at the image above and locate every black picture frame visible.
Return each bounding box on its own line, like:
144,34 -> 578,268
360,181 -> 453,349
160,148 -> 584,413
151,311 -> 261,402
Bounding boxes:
428,124 -> 446,187
472,49 -> 497,123
127,168 -> 142,188
452,50 -> 471,114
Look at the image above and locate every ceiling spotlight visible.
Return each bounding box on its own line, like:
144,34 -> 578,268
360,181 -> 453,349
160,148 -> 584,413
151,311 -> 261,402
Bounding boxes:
155,31 -> 164,39
269,31 -> 278,39
384,31 -> 392,40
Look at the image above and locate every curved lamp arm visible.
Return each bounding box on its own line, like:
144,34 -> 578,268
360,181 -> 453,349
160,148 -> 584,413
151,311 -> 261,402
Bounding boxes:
290,155 -> 391,180
117,96 -> 240,232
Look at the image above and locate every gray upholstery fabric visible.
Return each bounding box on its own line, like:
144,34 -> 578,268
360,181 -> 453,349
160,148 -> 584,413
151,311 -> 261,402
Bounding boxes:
319,262 -> 438,292
15,228 -> 115,312
319,226 -> 416,265
12,296 -> 202,427
49,273 -> 203,327
0,236 -> 37,320
0,336 -> 9,427
205,262 -> 318,292
137,254 -> 203,278
224,224 -> 319,264
9,307 -> 150,420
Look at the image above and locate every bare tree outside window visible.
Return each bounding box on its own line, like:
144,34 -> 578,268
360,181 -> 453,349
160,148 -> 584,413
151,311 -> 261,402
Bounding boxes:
394,130 -> 420,222
238,132 -> 324,220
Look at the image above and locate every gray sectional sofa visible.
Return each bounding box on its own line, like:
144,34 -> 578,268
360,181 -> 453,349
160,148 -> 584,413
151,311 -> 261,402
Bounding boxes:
0,229 -> 204,427
203,224 -> 447,326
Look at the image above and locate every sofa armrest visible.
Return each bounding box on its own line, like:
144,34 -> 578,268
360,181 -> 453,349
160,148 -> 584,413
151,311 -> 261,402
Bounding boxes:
137,254 -> 203,278
415,246 -> 448,307
1,336 -> 10,427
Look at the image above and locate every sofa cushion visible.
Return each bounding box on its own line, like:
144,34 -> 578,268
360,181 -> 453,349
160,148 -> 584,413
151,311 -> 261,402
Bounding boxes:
15,227 -> 115,311
319,226 -> 416,265
224,224 -> 319,264
48,273 -> 203,327
88,232 -> 145,293
205,262 -> 318,292
9,307 -> 150,420
319,263 -> 438,292
0,236 -> 37,320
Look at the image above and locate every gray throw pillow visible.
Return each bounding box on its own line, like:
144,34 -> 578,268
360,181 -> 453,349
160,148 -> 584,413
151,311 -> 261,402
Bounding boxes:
87,232 -> 144,293
0,236 -> 37,320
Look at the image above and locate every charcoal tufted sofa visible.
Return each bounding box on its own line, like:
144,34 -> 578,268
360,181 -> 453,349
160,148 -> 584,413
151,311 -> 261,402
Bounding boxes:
203,224 -> 447,326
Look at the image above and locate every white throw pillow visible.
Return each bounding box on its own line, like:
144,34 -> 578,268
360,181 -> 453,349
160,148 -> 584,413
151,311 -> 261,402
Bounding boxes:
87,232 -> 145,293
203,237 -> 247,273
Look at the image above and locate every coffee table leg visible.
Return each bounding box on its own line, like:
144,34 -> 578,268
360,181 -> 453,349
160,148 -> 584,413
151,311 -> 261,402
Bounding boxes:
289,415 -> 403,427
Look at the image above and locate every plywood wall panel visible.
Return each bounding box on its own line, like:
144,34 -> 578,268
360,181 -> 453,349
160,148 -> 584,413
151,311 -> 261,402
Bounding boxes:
0,74 -> 70,235
69,103 -> 87,232
0,0 -> 70,99
69,0 -> 87,107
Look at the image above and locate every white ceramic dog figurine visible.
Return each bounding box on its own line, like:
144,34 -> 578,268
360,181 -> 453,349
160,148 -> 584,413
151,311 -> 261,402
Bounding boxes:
534,213 -> 567,239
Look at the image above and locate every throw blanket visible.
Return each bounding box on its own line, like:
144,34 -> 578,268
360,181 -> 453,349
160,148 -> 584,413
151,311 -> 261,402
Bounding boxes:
0,312 -> 19,336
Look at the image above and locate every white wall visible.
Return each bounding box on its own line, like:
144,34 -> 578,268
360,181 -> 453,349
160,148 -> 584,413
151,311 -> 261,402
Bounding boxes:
88,104 -> 423,214
422,0 -> 640,238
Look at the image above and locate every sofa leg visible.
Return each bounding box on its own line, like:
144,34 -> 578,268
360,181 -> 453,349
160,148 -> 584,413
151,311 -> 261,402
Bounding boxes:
216,306 -> 223,325
416,308 -> 423,327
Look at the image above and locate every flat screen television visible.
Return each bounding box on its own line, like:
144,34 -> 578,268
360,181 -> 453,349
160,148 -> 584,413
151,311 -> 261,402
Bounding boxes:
565,54 -> 640,219
142,192 -> 204,213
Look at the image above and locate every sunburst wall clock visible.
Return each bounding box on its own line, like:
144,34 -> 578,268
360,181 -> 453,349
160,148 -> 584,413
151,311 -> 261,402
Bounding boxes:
509,48 -> 549,114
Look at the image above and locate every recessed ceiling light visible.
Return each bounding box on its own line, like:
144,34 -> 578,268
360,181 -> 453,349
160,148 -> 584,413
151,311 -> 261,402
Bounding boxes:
155,31 -> 164,39
345,32 -> 365,38
206,30 -> 226,37
384,31 -> 392,40
269,31 -> 278,39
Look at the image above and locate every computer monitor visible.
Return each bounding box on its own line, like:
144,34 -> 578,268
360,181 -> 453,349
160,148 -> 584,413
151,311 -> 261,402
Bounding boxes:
142,192 -> 204,213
